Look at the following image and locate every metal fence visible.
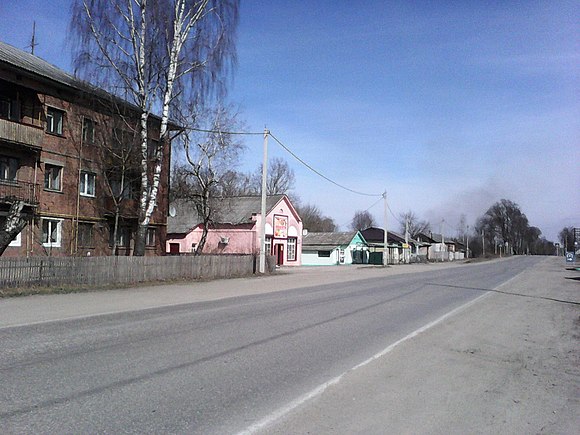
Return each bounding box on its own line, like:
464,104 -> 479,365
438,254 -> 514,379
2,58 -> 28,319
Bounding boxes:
0,254 -> 276,289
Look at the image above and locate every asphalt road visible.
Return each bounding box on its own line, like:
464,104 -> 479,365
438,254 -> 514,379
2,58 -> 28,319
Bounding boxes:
0,256 -> 543,434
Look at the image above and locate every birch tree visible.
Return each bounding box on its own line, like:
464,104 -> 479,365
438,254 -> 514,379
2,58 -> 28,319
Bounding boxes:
70,0 -> 239,255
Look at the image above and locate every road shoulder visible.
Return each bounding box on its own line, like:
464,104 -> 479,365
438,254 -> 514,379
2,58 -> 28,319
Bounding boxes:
262,257 -> 580,434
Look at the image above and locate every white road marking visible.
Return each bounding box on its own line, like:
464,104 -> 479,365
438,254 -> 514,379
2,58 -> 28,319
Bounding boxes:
236,291 -> 493,435
237,268 -> 530,435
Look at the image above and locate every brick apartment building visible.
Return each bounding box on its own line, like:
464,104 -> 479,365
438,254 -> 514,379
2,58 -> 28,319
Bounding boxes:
0,41 -> 174,257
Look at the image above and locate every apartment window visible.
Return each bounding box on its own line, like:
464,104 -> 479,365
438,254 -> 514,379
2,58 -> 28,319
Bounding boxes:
0,96 -> 19,121
44,164 -> 62,191
80,171 -> 96,197
146,227 -> 156,246
147,139 -> 159,159
110,178 -> 138,200
0,156 -> 18,182
46,107 -> 64,135
110,226 -> 131,247
265,236 -> 272,255
41,218 -> 62,247
0,98 -> 10,119
112,128 -> 136,151
82,118 -> 95,143
287,237 -> 297,261
77,223 -> 94,247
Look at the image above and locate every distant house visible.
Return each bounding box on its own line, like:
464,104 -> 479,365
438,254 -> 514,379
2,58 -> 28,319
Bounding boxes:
360,227 -> 417,264
301,231 -> 368,266
166,195 -> 302,266
414,232 -> 436,261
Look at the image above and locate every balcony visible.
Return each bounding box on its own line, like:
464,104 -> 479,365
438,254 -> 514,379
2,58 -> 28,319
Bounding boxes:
0,118 -> 43,149
0,180 -> 39,207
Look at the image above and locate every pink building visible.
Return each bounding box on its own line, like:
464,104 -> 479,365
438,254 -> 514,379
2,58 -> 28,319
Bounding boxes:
166,195 -> 303,266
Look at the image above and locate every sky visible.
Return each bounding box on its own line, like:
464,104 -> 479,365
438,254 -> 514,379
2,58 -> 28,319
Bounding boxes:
1,0 -> 578,240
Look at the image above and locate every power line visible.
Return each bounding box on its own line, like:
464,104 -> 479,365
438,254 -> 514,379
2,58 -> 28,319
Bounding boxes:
387,202 -> 404,226
338,196 -> 384,229
268,132 -> 383,198
185,126 -> 383,198
188,126 -> 264,136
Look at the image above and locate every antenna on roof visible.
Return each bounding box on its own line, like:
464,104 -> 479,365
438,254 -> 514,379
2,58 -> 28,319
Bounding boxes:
28,21 -> 38,55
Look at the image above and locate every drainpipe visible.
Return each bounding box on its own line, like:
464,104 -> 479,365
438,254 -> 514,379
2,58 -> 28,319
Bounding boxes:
73,118 -> 84,255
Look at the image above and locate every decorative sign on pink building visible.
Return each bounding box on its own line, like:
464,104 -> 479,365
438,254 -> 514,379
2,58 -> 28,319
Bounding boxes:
274,215 -> 288,238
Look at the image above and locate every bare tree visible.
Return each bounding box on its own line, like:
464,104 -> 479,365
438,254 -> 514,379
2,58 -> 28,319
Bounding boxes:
296,203 -> 337,232
261,158 -> 295,195
456,213 -> 467,241
558,226 -> 575,251
350,210 -> 375,231
98,114 -> 142,255
227,157 -> 295,196
180,104 -> 245,254
475,199 -> 539,255
399,210 -> 431,238
70,0 -> 239,255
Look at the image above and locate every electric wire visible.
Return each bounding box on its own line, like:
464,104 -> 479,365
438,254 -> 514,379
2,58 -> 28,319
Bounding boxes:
268,132 -> 383,198
387,202 -> 405,226
185,126 -> 384,198
188,127 -> 264,136
338,196 -> 384,229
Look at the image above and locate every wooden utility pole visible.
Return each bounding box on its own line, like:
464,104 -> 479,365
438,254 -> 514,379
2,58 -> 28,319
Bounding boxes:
259,129 -> 269,274
383,190 -> 388,266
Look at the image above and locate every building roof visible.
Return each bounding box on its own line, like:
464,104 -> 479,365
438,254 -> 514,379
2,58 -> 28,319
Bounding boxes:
0,41 -> 172,126
167,195 -> 290,234
415,232 -> 436,244
302,231 -> 365,250
0,41 -> 81,91
360,227 -> 410,245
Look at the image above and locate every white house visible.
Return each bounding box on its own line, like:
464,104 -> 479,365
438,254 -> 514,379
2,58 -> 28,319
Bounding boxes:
301,231 -> 369,266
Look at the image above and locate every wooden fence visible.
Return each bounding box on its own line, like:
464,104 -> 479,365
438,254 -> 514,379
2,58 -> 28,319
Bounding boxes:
0,255 -> 276,289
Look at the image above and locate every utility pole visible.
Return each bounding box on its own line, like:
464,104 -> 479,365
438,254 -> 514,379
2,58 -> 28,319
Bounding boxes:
466,224 -> 469,258
259,129 -> 269,274
481,230 -> 485,257
383,190 -> 388,266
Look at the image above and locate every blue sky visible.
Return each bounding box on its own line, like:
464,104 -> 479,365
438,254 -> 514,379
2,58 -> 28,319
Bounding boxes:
1,1 -> 578,240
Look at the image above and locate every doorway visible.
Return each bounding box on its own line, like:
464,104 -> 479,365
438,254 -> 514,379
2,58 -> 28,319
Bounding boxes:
274,244 -> 284,266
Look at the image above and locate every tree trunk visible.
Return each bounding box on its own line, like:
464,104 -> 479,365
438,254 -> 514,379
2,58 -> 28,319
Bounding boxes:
0,201 -> 28,256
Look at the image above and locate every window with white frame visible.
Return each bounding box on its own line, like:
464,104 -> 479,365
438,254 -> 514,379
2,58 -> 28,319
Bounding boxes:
82,117 -> 95,143
0,156 -> 18,182
287,237 -> 297,261
44,164 -> 62,191
41,218 -> 62,247
265,236 -> 272,255
80,171 -> 96,197
46,107 -> 64,135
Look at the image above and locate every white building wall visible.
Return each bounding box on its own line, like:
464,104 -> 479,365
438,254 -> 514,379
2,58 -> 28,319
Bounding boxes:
301,249 -> 339,266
